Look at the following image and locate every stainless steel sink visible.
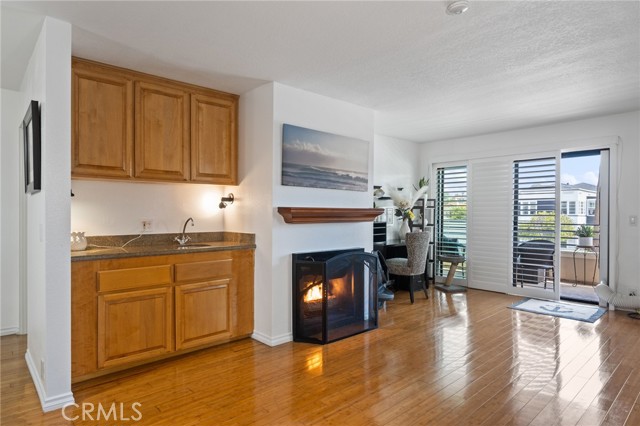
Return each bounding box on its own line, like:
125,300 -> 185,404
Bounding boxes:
175,243 -> 212,250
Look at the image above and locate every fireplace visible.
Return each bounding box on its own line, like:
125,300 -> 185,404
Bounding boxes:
292,248 -> 378,344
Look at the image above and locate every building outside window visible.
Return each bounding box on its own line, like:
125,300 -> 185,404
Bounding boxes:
587,198 -> 596,216
561,201 -> 567,215
568,201 -> 576,215
520,200 -> 537,215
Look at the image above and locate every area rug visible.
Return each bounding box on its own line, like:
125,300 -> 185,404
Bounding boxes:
509,298 -> 607,323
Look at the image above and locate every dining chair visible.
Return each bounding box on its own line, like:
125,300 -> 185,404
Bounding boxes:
514,239 -> 555,289
386,231 -> 431,304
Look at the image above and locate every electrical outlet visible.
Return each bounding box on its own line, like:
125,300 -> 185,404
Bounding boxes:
630,215 -> 637,226
141,219 -> 153,232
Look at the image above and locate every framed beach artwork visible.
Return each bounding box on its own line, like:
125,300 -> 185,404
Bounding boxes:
281,124 -> 369,192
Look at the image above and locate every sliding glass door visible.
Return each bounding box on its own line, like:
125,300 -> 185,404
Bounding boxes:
511,157 -> 560,300
559,149 -> 610,305
435,165 -> 467,285
433,147 -> 610,300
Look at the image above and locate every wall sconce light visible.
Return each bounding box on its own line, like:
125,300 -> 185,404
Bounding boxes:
219,193 -> 235,209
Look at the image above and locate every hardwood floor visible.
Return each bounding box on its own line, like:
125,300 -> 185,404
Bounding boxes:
2,289 -> 639,425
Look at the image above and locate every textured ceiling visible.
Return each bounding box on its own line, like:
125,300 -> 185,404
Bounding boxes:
2,1 -> 639,142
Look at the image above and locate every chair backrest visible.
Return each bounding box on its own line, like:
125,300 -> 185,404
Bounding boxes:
516,239 -> 554,266
405,231 -> 431,274
372,250 -> 390,284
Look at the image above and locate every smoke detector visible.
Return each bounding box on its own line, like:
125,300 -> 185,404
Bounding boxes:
446,0 -> 470,15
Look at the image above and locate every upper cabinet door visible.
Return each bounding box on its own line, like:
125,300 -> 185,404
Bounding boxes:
72,65 -> 133,178
190,93 -> 238,184
135,81 -> 190,181
71,58 -> 239,184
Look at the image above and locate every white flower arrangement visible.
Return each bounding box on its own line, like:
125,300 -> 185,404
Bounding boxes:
383,185 -> 429,221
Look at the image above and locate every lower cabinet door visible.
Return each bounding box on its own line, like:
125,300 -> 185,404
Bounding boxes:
175,279 -> 231,350
98,287 -> 173,368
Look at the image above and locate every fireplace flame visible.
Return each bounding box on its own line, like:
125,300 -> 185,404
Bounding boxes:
304,284 -> 323,302
329,276 -> 350,297
302,275 -> 350,304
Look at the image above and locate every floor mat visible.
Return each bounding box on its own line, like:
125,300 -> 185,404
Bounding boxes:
509,298 -> 607,323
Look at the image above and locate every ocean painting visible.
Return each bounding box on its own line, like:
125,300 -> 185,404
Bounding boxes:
282,124 -> 369,192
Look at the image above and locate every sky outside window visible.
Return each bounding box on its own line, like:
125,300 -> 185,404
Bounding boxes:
561,154 -> 600,185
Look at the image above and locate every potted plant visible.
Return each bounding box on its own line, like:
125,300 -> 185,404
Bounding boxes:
575,224 -> 594,247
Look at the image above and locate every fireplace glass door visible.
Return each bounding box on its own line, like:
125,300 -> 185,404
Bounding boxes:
293,250 -> 378,344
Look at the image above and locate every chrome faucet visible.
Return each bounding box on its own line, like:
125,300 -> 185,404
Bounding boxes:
175,217 -> 194,245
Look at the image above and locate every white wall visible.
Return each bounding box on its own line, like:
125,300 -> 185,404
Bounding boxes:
70,180 -> 226,235
225,82 -> 275,340
19,17 -> 74,411
1,88 -> 24,335
421,110 -> 640,297
271,83 -> 375,343
231,82 -> 375,345
372,134 -> 422,242
373,134 -> 421,188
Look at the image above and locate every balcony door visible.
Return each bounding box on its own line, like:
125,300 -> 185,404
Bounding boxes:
511,157 -> 560,300
559,149 -> 610,305
434,145 -> 612,300
435,165 -> 468,286
439,153 -> 561,298
458,154 -> 560,298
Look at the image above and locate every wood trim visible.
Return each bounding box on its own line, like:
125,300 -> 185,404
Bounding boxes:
277,207 -> 384,224
71,261 -> 99,377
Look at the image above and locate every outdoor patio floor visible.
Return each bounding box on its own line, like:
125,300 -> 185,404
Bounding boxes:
560,281 -> 599,304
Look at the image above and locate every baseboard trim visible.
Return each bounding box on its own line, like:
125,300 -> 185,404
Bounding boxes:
251,331 -> 292,347
25,350 -> 75,412
1,326 -> 19,336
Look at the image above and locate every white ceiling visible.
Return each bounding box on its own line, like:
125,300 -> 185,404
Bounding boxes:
2,1 -> 639,142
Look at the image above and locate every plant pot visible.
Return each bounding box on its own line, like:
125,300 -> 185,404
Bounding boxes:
578,236 -> 593,247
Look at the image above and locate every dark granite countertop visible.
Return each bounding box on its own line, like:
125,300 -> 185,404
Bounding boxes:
71,232 -> 255,262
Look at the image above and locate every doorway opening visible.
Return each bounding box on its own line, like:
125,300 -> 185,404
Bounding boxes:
559,149 -> 609,304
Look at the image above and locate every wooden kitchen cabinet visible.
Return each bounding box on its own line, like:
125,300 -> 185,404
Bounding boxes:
98,287 -> 173,368
71,248 -> 254,383
72,62 -> 133,178
135,81 -> 190,181
71,57 -> 238,185
96,264 -> 173,368
175,279 -> 231,350
190,93 -> 237,184
174,258 -> 234,350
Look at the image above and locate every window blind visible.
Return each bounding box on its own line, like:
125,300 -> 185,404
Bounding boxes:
512,157 -> 557,290
435,166 -> 467,280
466,160 -> 513,293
